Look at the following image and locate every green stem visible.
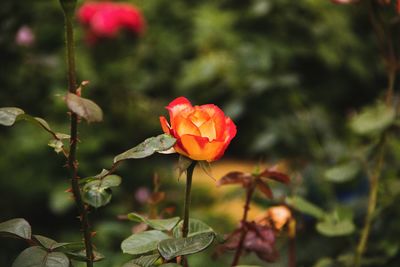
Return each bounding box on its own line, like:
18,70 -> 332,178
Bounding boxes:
182,161 -> 196,267
60,2 -> 94,266
353,136 -> 385,267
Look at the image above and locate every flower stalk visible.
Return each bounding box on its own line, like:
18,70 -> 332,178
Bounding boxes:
181,161 -> 197,267
60,0 -> 94,266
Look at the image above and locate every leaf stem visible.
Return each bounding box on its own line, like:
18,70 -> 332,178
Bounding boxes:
182,161 -> 197,267
60,1 -> 94,266
231,181 -> 256,266
353,135 -> 385,267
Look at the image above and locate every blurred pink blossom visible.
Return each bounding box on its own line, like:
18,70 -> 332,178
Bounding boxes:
15,26 -> 35,47
331,0 -> 359,4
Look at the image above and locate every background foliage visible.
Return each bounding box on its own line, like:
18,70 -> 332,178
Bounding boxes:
1,0 -> 399,266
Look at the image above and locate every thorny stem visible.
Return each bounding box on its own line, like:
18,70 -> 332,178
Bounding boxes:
181,161 -> 197,267
61,2 -> 94,266
231,181 -> 256,267
354,136 -> 385,267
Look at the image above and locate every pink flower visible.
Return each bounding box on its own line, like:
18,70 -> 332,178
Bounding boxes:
331,0 -> 359,3
77,1 -> 145,43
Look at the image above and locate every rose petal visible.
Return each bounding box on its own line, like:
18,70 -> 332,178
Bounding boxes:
180,134 -> 225,161
166,97 -> 193,125
201,104 -> 226,140
174,115 -> 201,137
199,119 -> 217,141
212,117 -> 237,161
159,116 -> 171,134
189,107 -> 211,127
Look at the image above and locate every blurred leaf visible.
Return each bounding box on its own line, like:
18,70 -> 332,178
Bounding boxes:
324,161 -> 360,183
157,232 -> 215,260
12,246 -> 69,267
350,102 -> 395,135
217,171 -> 252,187
173,218 -> 214,238
286,196 -> 325,219
122,254 -> 160,267
0,218 -> 31,240
316,220 -> 355,237
0,107 -> 24,126
255,179 -> 273,199
313,258 -> 335,267
82,175 -> 121,208
49,183 -> 73,215
159,264 -> 182,267
121,230 -> 170,255
127,213 -> 180,231
114,134 -> 176,162
316,208 -> 355,237
65,93 -> 103,123
259,169 -> 290,184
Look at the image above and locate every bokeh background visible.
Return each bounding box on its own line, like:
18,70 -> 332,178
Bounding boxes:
1,0 -> 399,266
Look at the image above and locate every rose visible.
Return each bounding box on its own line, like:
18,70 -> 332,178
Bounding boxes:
77,1 -> 145,43
160,97 -> 237,162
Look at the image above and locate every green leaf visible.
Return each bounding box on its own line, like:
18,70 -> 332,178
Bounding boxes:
324,162 -> 360,183
12,246 -> 69,267
33,235 -> 62,249
114,134 -> 176,162
350,102 -> 395,135
0,107 -> 24,126
286,196 -> 325,219
65,93 -> 103,123
32,235 -> 84,252
65,250 -> 104,262
157,232 -> 215,260
121,230 -> 170,255
122,254 -> 160,267
172,219 -> 214,238
127,213 -> 180,231
52,242 -> 85,253
82,175 -> 122,208
48,139 -> 64,154
0,218 -> 31,239
159,264 -> 182,267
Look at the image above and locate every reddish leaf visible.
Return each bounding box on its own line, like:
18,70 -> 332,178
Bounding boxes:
256,179 -> 273,199
259,169 -> 290,184
243,222 -> 279,263
217,171 -> 252,187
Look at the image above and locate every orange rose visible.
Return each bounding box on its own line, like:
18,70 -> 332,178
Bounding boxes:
159,97 -> 237,162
